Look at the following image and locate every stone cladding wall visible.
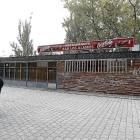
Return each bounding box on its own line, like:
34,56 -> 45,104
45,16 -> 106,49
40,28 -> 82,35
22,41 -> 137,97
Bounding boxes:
58,59 -> 140,95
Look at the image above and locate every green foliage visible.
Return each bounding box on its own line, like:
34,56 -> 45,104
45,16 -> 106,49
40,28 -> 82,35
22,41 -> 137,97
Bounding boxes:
62,0 -> 140,45
10,14 -> 36,57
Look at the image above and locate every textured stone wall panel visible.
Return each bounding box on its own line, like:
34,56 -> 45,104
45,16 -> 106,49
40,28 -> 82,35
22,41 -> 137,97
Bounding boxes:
58,59 -> 140,95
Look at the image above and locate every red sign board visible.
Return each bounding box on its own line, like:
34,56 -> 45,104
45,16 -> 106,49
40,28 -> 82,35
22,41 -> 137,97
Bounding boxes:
37,38 -> 134,53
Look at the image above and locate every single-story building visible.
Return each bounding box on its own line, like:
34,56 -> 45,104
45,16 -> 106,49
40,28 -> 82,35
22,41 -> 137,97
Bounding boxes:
1,38 -> 140,95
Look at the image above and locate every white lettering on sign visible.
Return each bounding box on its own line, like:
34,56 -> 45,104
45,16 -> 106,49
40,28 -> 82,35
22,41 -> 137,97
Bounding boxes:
77,46 -> 94,50
65,42 -> 90,47
80,46 -> 94,50
97,40 -> 113,49
71,47 -> 77,50
128,39 -> 131,44
62,45 -> 94,51
62,47 -> 69,51
40,45 -> 50,52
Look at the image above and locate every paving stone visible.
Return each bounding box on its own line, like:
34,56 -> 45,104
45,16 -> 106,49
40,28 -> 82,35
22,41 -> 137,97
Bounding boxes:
0,86 -> 140,140
63,137 -> 73,140
54,137 -> 63,140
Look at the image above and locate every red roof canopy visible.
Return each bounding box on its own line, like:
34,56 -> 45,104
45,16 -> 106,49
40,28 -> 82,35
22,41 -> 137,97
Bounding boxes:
37,38 -> 134,53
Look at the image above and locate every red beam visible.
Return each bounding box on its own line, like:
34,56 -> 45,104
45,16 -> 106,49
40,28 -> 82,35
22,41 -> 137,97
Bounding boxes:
37,38 -> 134,53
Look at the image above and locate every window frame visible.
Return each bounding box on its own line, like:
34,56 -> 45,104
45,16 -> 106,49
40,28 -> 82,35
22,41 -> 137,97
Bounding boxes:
65,59 -> 127,73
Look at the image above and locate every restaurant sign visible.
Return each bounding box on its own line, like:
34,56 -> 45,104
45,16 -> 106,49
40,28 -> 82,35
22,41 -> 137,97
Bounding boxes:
37,38 -> 134,53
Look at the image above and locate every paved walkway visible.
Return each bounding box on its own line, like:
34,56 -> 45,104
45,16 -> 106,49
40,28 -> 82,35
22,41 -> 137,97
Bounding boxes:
0,86 -> 140,140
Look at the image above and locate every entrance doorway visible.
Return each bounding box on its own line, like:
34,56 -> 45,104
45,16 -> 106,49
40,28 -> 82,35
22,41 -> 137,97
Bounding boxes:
48,68 -> 57,89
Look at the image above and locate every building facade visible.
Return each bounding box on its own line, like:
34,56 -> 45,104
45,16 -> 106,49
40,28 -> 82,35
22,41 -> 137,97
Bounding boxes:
0,51 -> 140,95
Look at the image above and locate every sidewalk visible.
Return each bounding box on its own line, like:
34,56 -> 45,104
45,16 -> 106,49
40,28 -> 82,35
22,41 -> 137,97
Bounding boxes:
0,85 -> 140,140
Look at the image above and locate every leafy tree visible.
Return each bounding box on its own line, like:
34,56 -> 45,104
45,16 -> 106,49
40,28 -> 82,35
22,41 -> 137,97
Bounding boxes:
62,0 -> 140,46
10,14 -> 36,56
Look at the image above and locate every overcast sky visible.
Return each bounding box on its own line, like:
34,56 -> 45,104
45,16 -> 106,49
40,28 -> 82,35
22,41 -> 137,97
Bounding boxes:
0,0 -> 69,57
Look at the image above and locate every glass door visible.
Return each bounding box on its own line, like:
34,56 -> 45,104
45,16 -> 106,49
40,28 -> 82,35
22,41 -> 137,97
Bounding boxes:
48,68 -> 56,89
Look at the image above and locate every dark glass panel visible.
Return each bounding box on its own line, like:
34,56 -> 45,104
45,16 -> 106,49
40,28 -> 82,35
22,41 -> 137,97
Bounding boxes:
15,68 -> 20,80
0,63 -> 4,67
28,68 -> 36,82
16,63 -> 21,67
48,68 -> 56,83
37,68 -> 47,83
21,63 -> 26,67
38,62 -> 48,67
0,68 -> 3,78
5,68 -> 9,79
48,62 -> 57,67
10,68 -> 15,80
21,68 -> 26,81
28,62 -> 37,67
10,63 -> 15,67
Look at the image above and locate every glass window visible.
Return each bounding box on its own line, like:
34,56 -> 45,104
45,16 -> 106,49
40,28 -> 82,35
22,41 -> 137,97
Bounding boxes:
10,68 -> 15,80
5,68 -> 9,79
21,68 -> 26,81
21,63 -> 26,67
48,62 -> 57,67
10,63 -> 15,67
0,68 -> 3,78
28,68 -> 36,82
28,62 -> 37,67
16,63 -> 21,67
37,68 -> 47,83
0,63 -> 4,67
48,68 -> 56,83
15,68 -> 20,80
65,59 -> 127,73
38,62 -> 48,67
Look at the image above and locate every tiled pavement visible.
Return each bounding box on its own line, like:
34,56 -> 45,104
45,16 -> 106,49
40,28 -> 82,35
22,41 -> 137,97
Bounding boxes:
0,86 -> 140,140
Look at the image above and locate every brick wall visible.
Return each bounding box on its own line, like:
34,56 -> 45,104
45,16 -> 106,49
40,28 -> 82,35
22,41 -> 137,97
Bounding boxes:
58,59 -> 140,95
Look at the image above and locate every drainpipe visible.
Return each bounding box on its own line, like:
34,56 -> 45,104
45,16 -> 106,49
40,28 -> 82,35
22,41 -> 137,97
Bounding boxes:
26,62 -> 28,87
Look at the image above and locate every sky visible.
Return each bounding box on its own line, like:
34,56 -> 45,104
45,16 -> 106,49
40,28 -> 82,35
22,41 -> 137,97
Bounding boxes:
0,0 -> 69,57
